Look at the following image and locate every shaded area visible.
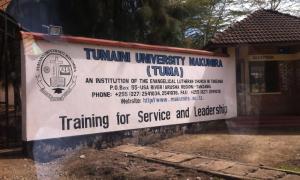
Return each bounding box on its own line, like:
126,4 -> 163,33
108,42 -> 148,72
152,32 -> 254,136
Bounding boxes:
7,0 -> 186,46
0,9 -> 21,148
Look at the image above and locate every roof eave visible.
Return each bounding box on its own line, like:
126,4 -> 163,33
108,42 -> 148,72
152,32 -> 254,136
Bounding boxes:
206,40 -> 300,49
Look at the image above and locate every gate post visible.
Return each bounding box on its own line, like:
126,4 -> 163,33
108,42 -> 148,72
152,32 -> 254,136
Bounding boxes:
2,11 -> 9,147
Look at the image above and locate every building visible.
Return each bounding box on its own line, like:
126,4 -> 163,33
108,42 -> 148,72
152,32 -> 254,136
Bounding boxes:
207,10 -> 300,120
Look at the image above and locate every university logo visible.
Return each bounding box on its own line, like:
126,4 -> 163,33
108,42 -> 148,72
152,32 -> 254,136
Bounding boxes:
36,49 -> 77,101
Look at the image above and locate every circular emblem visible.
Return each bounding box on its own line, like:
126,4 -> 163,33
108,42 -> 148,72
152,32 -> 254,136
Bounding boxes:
36,49 -> 77,101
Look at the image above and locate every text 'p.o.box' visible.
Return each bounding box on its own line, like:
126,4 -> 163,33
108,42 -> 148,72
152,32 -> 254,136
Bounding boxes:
21,32 -> 237,141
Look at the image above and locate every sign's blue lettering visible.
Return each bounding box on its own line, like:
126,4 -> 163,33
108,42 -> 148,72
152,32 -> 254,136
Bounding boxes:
84,48 -> 131,62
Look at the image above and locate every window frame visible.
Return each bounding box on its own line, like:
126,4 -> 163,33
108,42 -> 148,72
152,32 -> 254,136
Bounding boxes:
249,60 -> 281,95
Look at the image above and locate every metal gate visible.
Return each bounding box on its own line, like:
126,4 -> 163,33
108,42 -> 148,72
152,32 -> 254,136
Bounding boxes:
0,10 -> 21,148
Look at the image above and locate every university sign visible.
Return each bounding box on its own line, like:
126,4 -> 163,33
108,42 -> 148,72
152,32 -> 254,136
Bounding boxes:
21,32 -> 237,141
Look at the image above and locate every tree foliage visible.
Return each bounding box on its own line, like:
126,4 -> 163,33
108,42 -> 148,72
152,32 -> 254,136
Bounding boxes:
7,0 -> 187,46
7,0 -> 300,49
179,0 -> 299,48
57,0 -> 187,46
235,0 -> 300,15
179,0 -> 238,48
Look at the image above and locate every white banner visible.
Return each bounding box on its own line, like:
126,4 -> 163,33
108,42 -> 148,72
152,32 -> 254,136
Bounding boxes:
21,33 -> 237,141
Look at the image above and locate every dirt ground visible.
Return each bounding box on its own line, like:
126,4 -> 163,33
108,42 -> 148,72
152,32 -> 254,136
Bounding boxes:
152,131 -> 300,171
1,131 -> 300,179
0,148 -> 218,180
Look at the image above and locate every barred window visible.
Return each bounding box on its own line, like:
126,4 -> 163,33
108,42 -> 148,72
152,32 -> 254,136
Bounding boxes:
250,61 -> 279,93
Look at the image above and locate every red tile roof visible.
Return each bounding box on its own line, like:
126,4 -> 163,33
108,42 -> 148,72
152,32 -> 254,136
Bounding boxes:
208,9 -> 300,46
0,0 -> 11,11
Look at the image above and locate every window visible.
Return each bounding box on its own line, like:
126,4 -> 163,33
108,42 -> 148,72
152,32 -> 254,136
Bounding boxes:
249,61 -> 279,93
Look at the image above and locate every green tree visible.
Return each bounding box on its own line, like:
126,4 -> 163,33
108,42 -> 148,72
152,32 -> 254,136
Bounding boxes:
180,0 -> 237,48
181,0 -> 299,48
235,0 -> 300,15
7,0 -> 187,46
7,0 -> 299,49
57,0 -> 186,46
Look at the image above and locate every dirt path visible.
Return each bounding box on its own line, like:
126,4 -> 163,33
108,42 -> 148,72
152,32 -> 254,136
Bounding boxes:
152,133 -> 300,171
1,132 -> 299,179
113,144 -> 300,180
0,148 -> 216,180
